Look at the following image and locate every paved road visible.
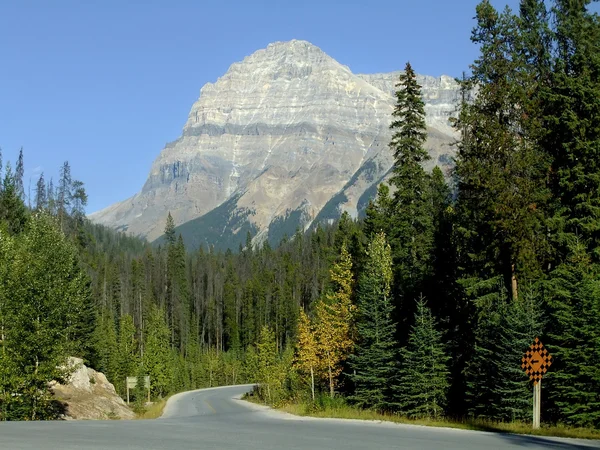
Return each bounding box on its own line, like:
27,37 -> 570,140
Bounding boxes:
0,385 -> 598,450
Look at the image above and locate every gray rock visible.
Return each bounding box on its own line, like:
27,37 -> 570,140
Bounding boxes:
89,40 -> 460,246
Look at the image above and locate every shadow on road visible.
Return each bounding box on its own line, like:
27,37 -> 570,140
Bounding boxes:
465,422 -> 599,449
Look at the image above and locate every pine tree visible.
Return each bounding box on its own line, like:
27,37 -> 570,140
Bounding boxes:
465,282 -> 543,422
0,163 -> 28,235
363,183 -> 393,239
116,314 -> 139,397
388,62 -> 434,303
144,305 -> 173,398
350,232 -> 398,411
94,308 -> 119,385
396,297 -> 449,419
57,161 -> 72,230
314,245 -> 355,398
14,148 -> 24,201
35,173 -> 47,211
545,242 -> 600,427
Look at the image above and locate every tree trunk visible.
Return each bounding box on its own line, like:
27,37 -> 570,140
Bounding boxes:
310,366 -> 315,402
511,264 -> 518,301
329,363 -> 334,399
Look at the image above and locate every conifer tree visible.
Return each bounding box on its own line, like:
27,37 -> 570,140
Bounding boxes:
94,308 -> 119,385
144,305 -> 173,398
545,242 -> 600,427
396,297 -> 449,419
116,314 -> 139,397
465,283 -> 543,421
57,161 -> 72,230
14,148 -> 24,201
388,62 -> 433,303
350,232 -> 398,411
363,184 -> 393,239
35,173 -> 47,211
0,164 -> 28,235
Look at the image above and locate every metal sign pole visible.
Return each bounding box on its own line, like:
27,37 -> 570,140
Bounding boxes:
533,380 -> 541,429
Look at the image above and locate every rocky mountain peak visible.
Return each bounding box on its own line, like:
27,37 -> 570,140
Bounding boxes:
90,41 -> 461,249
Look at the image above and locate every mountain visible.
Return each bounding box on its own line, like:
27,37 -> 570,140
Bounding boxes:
89,40 -> 460,250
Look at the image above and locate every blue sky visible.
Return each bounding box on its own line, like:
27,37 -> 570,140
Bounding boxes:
0,0 -> 523,213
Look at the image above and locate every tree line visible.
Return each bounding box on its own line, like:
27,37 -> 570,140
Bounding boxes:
0,0 -> 598,428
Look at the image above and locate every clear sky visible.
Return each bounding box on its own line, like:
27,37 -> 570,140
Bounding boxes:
0,0 -> 522,213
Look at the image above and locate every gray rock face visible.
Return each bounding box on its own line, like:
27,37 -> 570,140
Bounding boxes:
90,40 -> 460,246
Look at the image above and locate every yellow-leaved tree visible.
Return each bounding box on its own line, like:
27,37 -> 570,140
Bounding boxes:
315,244 -> 355,398
295,308 -> 319,401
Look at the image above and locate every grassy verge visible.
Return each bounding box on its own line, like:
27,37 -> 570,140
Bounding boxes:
255,399 -> 600,440
135,396 -> 170,419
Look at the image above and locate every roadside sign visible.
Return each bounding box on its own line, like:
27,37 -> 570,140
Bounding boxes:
521,337 -> 552,385
521,338 -> 553,429
126,376 -> 150,389
126,376 -> 151,404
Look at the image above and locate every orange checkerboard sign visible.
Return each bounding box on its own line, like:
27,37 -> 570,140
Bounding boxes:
521,337 -> 552,385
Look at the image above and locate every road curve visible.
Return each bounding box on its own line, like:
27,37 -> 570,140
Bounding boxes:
0,385 -> 598,450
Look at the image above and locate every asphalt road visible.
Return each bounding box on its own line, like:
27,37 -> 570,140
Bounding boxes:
0,385 -> 598,450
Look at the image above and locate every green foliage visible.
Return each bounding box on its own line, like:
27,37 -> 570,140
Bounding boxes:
0,214 -> 88,420
350,233 -> 398,411
545,243 -> 600,428
396,298 -> 449,419
144,305 -> 174,398
388,62 -> 434,302
465,282 -> 543,422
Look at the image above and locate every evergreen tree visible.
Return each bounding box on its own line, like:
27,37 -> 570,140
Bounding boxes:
94,308 -> 119,385
545,242 -> 600,427
14,148 -> 24,201
363,183 -> 393,239
57,161 -> 72,228
396,297 -> 449,419
465,282 -> 543,421
35,173 -> 47,211
388,62 -> 434,304
350,232 -> 398,411
0,164 -> 28,235
144,305 -> 173,398
116,314 -> 139,397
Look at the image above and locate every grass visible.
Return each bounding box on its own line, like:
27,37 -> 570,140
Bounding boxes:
135,396 -> 171,420
271,400 -> 600,440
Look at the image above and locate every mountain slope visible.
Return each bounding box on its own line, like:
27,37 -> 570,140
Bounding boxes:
90,40 -> 460,249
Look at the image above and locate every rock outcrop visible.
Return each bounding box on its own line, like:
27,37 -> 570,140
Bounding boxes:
90,40 -> 460,249
50,357 -> 135,420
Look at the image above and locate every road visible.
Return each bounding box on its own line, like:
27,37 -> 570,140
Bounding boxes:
0,385 -> 598,450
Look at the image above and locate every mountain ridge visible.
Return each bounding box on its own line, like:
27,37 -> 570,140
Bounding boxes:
90,40 -> 460,249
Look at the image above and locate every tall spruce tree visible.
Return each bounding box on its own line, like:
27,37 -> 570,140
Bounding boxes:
14,148 -> 24,201
545,242 -> 600,427
388,62 -> 433,308
35,173 -> 47,211
0,164 -> 28,235
395,297 -> 449,419
350,232 -> 398,411
465,282 -> 543,421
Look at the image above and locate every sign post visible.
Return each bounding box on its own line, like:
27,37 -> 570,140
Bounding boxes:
521,338 -> 552,429
126,376 -> 150,405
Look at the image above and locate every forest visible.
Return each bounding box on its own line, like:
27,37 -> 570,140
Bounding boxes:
0,0 -> 599,429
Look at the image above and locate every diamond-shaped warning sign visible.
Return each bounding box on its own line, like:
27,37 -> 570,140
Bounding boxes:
521,337 -> 552,385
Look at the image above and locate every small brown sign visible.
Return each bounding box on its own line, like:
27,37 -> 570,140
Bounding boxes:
521,337 -> 552,385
